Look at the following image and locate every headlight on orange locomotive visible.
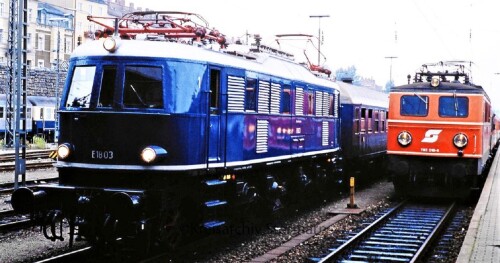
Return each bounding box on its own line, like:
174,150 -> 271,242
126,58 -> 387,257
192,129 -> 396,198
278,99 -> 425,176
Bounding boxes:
397,131 -> 412,147
453,133 -> 468,149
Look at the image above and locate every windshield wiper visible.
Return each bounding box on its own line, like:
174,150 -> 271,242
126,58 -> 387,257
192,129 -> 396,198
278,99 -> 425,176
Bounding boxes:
414,93 -> 428,110
129,84 -> 147,106
453,91 -> 458,115
71,93 -> 91,107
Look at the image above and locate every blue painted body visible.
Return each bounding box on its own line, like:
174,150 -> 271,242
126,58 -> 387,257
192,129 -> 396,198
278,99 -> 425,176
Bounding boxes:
58,55 -> 340,173
9,13 -> 387,249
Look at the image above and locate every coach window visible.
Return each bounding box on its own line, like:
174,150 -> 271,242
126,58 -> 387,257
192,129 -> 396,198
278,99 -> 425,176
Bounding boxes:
124,66 -> 163,109
367,109 -> 373,133
401,95 -> 428,116
360,108 -> 366,133
354,107 -> 360,134
374,110 -> 379,132
438,96 -> 468,117
245,78 -> 257,112
381,110 -> 386,132
66,66 -> 96,108
281,85 -> 291,114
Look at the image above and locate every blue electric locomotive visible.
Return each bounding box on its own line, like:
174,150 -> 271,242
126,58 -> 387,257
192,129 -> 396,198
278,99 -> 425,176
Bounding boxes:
12,12 -> 343,250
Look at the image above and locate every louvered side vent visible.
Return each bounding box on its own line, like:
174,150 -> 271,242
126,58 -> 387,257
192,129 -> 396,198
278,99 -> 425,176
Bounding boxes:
315,91 -> 323,116
334,92 -> 339,117
322,92 -> 329,116
295,87 -> 304,116
322,121 -> 329,146
227,76 -> 245,112
270,83 -> 281,114
258,81 -> 270,113
256,119 -> 269,153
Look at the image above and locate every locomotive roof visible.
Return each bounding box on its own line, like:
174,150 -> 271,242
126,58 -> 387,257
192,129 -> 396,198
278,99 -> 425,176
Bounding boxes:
391,81 -> 487,95
71,40 -> 339,91
337,81 -> 388,109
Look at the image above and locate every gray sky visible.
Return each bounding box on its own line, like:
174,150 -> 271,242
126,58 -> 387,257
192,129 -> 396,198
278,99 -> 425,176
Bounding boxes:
127,0 -> 500,110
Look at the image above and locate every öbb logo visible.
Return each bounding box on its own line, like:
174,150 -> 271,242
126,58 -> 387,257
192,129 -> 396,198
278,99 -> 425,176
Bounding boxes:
421,129 -> 442,143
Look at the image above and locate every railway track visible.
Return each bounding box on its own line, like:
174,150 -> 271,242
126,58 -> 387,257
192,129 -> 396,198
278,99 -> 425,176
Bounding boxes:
0,177 -> 59,194
0,149 -> 55,172
0,209 -> 31,231
0,149 -> 54,162
311,201 -> 456,262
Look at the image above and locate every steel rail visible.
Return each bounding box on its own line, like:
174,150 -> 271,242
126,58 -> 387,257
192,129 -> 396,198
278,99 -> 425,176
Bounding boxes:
318,200 -> 406,262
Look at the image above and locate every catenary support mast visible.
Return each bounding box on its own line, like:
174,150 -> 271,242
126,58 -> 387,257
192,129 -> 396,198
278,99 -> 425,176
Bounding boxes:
7,0 -> 28,189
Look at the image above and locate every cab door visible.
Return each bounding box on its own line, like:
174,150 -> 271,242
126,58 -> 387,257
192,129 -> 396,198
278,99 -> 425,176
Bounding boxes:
207,68 -> 224,167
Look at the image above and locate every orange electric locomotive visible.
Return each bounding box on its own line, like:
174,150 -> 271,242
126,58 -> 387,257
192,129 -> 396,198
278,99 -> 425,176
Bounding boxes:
387,61 -> 499,198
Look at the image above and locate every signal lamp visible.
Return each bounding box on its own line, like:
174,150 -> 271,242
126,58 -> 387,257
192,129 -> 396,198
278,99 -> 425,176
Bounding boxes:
57,143 -> 72,159
141,146 -> 167,163
103,37 -> 119,52
397,131 -> 412,147
453,133 -> 468,148
430,76 -> 440,87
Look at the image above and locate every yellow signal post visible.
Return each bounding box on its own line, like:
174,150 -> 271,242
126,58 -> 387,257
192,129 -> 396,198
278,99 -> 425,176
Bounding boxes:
347,176 -> 358,208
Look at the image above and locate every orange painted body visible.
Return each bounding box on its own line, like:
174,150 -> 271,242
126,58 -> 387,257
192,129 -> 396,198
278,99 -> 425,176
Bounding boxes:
388,92 -> 491,162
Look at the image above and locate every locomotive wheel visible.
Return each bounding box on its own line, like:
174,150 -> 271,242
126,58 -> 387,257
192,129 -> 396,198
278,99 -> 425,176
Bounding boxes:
392,176 -> 408,197
157,208 -> 183,250
157,199 -> 200,251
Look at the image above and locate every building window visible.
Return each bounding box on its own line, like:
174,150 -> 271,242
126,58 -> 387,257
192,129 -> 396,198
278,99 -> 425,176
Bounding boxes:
37,35 -> 44,50
65,39 -> 72,53
37,60 -> 44,68
27,33 -> 31,49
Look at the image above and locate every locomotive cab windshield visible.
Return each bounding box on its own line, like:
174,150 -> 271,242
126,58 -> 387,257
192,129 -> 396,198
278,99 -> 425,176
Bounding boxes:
65,64 -> 164,110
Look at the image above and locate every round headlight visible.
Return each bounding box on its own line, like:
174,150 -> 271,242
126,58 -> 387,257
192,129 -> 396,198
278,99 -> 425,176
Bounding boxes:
103,37 -> 118,52
431,76 -> 440,87
453,133 -> 468,148
141,147 -> 157,163
57,143 -> 72,159
397,131 -> 412,147
141,146 -> 167,164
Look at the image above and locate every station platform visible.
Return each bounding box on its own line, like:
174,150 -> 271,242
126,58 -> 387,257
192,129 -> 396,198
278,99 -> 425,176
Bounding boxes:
456,151 -> 500,262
